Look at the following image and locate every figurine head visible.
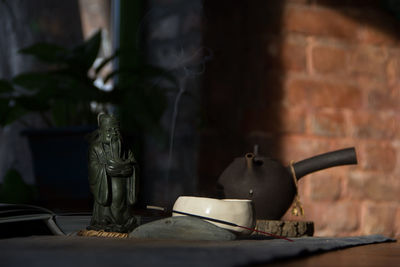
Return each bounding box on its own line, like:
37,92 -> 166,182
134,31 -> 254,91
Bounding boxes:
98,113 -> 121,144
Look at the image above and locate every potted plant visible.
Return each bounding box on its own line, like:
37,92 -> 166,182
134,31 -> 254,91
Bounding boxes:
0,30 -> 175,210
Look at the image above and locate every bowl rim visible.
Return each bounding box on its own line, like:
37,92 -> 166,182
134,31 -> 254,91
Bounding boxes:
175,196 -> 252,203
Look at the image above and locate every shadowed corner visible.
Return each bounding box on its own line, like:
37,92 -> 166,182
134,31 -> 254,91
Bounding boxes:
198,0 -> 287,198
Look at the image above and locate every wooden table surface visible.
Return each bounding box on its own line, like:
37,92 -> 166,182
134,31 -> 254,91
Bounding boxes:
266,241 -> 399,266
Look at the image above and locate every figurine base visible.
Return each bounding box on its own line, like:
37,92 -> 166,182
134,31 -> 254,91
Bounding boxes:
77,229 -> 129,239
253,220 -> 314,237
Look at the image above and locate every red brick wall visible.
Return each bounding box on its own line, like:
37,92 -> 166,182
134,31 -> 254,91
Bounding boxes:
202,0 -> 400,237
276,1 -> 400,237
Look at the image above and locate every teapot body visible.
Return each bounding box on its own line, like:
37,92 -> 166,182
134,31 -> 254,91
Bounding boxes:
219,153 -> 296,220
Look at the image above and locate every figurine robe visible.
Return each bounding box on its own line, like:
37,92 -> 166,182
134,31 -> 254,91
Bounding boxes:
88,139 -> 137,232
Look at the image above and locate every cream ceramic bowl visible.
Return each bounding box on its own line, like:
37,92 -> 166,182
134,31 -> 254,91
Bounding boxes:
172,196 -> 255,234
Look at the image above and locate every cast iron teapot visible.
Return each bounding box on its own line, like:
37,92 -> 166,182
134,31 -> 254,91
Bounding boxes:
218,147 -> 357,220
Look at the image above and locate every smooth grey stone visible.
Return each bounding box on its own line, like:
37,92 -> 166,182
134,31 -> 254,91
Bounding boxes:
129,216 -> 236,241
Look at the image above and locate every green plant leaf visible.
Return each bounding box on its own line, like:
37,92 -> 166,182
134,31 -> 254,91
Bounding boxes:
16,95 -> 50,112
4,105 -> 28,125
0,168 -> 34,204
103,65 -> 178,89
12,72 -> 87,97
95,50 -> 119,74
12,72 -> 53,91
67,30 -> 102,71
0,99 -> 28,126
11,70 -> 101,126
103,69 -> 121,84
4,28 -> 181,132
0,79 -> 13,93
19,43 -> 67,63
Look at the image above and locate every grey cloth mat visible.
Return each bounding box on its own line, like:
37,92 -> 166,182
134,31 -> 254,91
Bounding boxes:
0,234 -> 395,267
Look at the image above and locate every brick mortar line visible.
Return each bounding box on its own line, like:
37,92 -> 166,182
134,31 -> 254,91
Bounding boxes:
281,131 -> 399,143
285,72 -> 388,85
283,72 -> 387,86
285,2 -> 362,13
282,31 -> 400,50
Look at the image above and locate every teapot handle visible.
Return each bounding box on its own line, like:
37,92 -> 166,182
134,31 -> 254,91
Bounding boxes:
291,147 -> 357,180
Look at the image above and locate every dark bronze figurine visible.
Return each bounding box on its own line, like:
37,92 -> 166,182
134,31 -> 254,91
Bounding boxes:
87,113 -> 138,233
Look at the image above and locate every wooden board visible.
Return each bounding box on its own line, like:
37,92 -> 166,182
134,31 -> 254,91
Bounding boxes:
254,220 -> 314,237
